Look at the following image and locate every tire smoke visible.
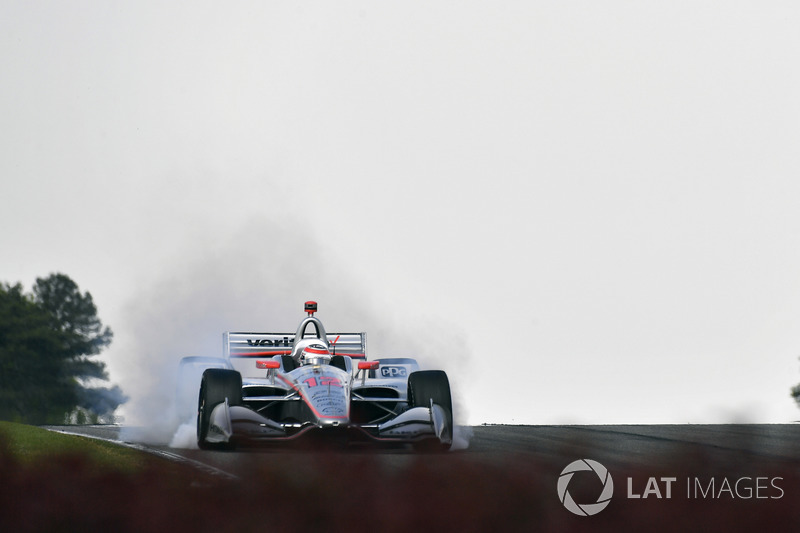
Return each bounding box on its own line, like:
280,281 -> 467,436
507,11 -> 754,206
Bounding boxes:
113,218 -> 473,449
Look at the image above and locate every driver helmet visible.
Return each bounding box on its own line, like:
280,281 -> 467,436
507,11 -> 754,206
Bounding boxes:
300,342 -> 331,366
292,338 -> 331,365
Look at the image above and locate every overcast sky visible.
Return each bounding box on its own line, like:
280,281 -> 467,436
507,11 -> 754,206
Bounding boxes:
2,2 -> 800,425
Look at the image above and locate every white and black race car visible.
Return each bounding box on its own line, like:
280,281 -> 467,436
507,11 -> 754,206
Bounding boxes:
180,302 -> 453,451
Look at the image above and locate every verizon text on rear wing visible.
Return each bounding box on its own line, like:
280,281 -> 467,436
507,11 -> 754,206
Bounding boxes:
224,331 -> 367,377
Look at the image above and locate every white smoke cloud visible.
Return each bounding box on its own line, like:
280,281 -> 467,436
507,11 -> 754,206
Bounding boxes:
169,422 -> 199,449
113,216 -> 474,448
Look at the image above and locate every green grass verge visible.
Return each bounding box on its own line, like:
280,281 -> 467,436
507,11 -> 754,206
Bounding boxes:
0,421 -> 148,473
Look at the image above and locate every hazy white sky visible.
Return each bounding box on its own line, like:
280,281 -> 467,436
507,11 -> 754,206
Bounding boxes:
2,2 -> 800,425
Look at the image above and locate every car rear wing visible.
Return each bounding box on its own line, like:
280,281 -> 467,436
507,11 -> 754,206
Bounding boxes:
224,331 -> 367,368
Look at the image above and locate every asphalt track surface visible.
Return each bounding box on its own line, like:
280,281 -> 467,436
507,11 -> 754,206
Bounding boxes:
39,423 -> 800,531
49,424 -> 800,486
47,423 -> 800,477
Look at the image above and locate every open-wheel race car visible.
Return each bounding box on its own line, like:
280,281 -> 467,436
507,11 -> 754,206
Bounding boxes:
179,302 -> 453,451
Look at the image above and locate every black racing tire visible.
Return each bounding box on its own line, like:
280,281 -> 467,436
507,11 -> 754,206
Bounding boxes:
176,357 -> 230,421
197,368 -> 242,450
407,370 -> 453,451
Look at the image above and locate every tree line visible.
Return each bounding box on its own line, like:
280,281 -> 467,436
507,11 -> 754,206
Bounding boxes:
0,273 -> 125,424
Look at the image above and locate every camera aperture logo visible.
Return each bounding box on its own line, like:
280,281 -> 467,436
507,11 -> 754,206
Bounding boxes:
557,459 -> 614,516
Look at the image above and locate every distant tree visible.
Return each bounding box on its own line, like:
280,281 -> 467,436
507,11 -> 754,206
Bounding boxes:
32,274 -> 113,380
792,379 -> 800,409
0,274 -> 125,424
0,282 -> 67,423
